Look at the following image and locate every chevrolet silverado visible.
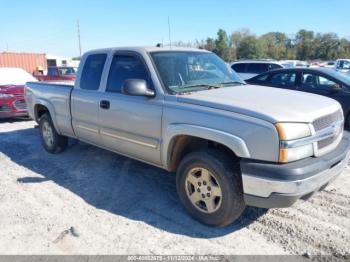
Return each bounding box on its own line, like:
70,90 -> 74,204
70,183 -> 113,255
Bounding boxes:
25,47 -> 350,227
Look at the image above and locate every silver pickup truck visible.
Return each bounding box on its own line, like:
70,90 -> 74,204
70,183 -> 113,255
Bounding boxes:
25,47 -> 350,227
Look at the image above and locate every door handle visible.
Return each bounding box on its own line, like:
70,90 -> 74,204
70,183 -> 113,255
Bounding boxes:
100,100 -> 110,109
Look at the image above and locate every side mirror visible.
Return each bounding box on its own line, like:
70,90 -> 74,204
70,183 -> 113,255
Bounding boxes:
122,79 -> 155,97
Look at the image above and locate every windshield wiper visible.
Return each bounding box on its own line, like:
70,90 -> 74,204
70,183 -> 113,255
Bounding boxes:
180,83 -> 222,90
219,81 -> 246,86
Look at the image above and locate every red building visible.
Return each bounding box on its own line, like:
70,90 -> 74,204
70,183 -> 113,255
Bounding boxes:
0,52 -> 47,74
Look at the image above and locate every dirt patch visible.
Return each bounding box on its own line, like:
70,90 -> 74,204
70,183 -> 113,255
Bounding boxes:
0,120 -> 349,255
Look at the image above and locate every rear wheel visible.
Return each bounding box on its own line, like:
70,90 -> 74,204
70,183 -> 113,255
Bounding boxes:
176,149 -> 245,227
39,113 -> 68,154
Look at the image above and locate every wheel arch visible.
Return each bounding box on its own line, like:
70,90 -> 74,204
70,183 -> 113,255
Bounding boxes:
163,124 -> 250,171
34,99 -> 60,133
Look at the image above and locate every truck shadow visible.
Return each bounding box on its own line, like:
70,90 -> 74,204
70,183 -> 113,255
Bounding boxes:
0,117 -> 32,124
0,127 -> 267,238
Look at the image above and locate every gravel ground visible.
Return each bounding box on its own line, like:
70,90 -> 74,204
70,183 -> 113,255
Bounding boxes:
0,119 -> 349,256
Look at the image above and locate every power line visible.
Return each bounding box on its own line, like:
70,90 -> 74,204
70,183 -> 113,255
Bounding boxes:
168,16 -> 172,47
77,20 -> 82,58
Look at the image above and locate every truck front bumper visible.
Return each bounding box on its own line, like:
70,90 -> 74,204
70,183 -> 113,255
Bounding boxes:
241,132 -> 350,208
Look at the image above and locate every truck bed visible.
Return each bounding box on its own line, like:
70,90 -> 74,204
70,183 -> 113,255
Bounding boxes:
25,81 -> 75,137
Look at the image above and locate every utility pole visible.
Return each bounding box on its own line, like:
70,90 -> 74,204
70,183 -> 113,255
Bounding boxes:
77,20 -> 82,58
168,16 -> 172,47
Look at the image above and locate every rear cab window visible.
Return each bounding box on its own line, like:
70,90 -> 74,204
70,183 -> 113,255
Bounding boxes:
48,67 -> 59,76
80,54 -> 107,90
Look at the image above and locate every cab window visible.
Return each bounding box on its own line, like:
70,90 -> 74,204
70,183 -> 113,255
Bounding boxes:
48,67 -> 59,76
106,55 -> 151,93
80,54 -> 107,90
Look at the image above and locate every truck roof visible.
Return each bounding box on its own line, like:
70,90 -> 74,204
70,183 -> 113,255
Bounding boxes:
84,46 -> 210,55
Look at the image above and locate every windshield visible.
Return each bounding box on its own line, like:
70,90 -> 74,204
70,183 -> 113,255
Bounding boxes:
150,51 -> 244,94
58,67 -> 77,75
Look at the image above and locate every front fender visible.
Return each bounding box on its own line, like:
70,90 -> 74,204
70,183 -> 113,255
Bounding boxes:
162,123 -> 250,168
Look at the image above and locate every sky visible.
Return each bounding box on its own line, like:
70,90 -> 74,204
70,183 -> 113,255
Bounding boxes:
1,0 -> 349,58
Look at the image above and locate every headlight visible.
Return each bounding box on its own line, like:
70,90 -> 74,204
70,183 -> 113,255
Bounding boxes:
0,93 -> 14,98
275,123 -> 311,140
275,123 -> 313,163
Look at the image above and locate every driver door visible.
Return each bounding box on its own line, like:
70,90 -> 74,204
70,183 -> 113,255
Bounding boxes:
98,52 -> 163,165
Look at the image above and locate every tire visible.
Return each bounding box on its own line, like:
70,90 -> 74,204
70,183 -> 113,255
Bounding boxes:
176,149 -> 245,227
39,113 -> 68,154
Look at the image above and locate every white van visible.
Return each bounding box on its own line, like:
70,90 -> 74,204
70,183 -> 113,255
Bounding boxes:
231,60 -> 284,80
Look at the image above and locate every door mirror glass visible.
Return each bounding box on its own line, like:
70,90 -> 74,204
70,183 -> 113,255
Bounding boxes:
122,79 -> 155,97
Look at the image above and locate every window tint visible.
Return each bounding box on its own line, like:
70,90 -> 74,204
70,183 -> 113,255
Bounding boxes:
255,74 -> 269,82
106,55 -> 150,93
80,54 -> 107,90
232,63 -> 246,73
269,72 -> 296,87
268,63 -> 282,70
247,63 -> 268,74
338,60 -> 350,69
301,73 -> 338,90
48,68 -> 58,76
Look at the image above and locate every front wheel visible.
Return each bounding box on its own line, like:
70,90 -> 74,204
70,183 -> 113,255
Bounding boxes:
176,149 -> 245,227
39,113 -> 68,154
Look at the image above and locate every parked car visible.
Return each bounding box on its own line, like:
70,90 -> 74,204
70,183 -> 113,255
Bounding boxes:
280,60 -> 309,68
0,67 -> 37,118
320,61 -> 336,68
335,59 -> 350,73
231,60 -> 284,80
35,66 -> 77,81
25,47 -> 350,227
246,68 -> 350,127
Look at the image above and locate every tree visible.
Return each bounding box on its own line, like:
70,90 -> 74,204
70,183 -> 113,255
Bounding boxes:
295,29 -> 315,60
314,33 -> 341,60
213,29 -> 232,61
339,38 -> 350,58
203,38 -> 216,51
260,32 -> 288,59
236,35 -> 265,59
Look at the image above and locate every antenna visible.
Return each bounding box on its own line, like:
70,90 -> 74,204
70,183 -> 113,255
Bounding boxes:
168,16 -> 172,47
77,20 -> 82,58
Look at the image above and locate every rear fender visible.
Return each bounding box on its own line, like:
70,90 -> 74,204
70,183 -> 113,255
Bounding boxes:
35,98 -> 61,134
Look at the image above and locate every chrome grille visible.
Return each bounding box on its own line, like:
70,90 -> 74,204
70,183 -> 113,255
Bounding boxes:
313,110 -> 343,131
317,136 -> 337,149
13,100 -> 27,110
313,110 -> 343,151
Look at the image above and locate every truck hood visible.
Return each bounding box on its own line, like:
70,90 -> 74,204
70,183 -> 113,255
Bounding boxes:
0,85 -> 24,95
177,84 -> 340,123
